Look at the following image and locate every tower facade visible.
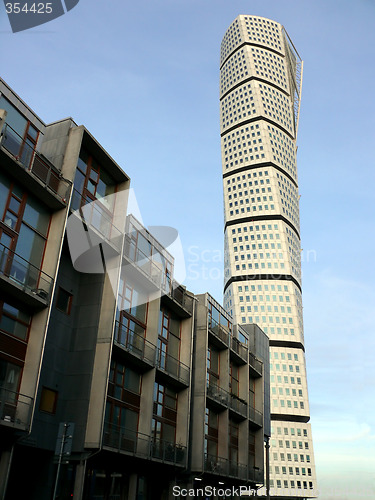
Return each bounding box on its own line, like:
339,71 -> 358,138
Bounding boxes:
220,16 -> 317,497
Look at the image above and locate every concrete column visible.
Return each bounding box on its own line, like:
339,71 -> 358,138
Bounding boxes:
73,460 -> 86,500
128,473 -> 137,500
265,437 -> 270,500
0,446 -> 13,500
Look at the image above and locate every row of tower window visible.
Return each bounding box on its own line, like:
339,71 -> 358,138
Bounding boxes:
221,80 -> 293,138
270,479 -> 314,491
220,16 -> 283,69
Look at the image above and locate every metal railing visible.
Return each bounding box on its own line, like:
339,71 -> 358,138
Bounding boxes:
124,236 -> 165,288
204,454 -> 263,482
0,242 -> 53,301
0,123 -> 71,203
208,318 -> 229,346
229,393 -> 248,417
249,405 -> 263,427
206,383 -> 229,407
0,387 -> 33,431
150,438 -> 186,465
70,190 -> 124,253
249,352 -> 263,376
248,466 -> 264,483
155,349 -> 190,386
103,423 -> 186,466
103,425 -> 150,458
231,336 -> 248,361
114,321 -> 155,366
165,281 -> 194,314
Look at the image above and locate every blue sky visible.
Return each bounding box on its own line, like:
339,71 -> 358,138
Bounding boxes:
2,0 -> 375,497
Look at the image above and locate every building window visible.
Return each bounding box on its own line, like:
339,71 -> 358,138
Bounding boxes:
0,96 -> 39,168
229,420 -> 239,469
205,408 -> 219,460
0,174 -> 50,288
71,149 -> 116,213
105,361 -> 141,449
55,288 -> 73,315
0,301 -> 31,340
40,387 -> 58,414
207,345 -> 219,386
0,359 -> 21,400
152,383 -> 177,448
230,362 -> 239,396
157,307 -> 181,370
115,278 -> 147,353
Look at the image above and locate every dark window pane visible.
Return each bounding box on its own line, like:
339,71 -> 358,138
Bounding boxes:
55,288 -> 73,314
0,96 -> 27,138
23,196 -> 50,235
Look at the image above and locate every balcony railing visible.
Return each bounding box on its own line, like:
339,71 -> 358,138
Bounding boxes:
229,393 -> 248,418
206,383 -> 229,408
230,336 -> 248,361
103,423 -> 186,466
249,405 -> 263,427
0,242 -> 53,301
208,318 -> 229,346
150,438 -> 186,466
0,387 -> 33,431
124,235 -> 165,288
204,454 -> 263,483
114,321 -> 156,366
0,123 -> 71,204
70,191 -> 124,254
248,466 -> 264,483
163,280 -> 194,315
249,352 -> 263,376
155,349 -> 190,386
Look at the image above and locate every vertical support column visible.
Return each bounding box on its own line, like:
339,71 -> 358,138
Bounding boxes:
265,436 -> 270,500
0,446 -> 14,500
73,460 -> 86,500
127,473 -> 137,500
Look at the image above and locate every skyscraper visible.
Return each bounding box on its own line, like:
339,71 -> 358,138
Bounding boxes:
220,15 -> 317,497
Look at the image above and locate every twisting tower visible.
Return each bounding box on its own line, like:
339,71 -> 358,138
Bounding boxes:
220,15 -> 317,498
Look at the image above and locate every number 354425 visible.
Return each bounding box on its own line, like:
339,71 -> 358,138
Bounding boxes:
5,3 -> 53,14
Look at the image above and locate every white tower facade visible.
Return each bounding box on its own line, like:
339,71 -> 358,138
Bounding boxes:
220,15 -> 317,497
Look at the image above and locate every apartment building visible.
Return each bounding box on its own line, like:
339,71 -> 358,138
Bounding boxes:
0,77 -> 269,500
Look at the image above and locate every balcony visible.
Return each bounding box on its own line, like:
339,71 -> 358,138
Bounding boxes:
248,466 -> 264,484
204,454 -> 263,483
102,424 -> 186,467
103,425 -> 150,459
0,242 -> 53,308
249,352 -> 263,377
0,387 -> 33,432
150,438 -> 186,466
155,349 -> 190,388
229,393 -> 248,420
230,337 -> 248,365
0,123 -> 71,209
113,321 -> 155,371
249,405 -> 263,428
206,383 -> 229,411
123,235 -> 165,292
161,280 -> 194,318
208,318 -> 229,349
204,455 -> 247,480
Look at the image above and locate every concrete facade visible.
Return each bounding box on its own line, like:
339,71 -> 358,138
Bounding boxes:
220,16 -> 317,498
